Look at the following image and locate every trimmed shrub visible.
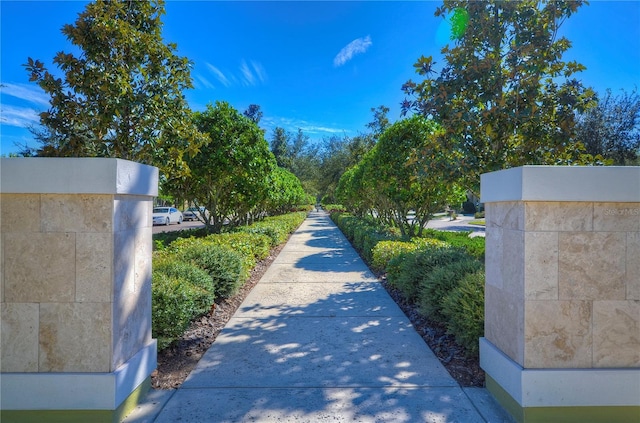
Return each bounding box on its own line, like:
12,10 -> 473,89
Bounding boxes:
331,212 -> 400,262
418,257 -> 482,323
153,256 -> 215,315
237,212 -> 306,246
422,228 -> 485,261
388,247 -> 470,302
372,238 -> 449,273
153,227 -> 208,251
152,271 -> 208,350
204,232 -> 272,269
173,241 -> 245,298
441,270 -> 485,357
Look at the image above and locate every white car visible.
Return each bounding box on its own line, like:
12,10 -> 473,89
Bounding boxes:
153,207 -> 183,226
182,206 -> 209,222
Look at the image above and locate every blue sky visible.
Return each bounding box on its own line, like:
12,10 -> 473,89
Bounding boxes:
1,1 -> 639,155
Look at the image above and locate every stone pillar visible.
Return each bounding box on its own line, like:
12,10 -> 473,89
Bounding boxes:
479,166 -> 640,423
1,158 -> 158,422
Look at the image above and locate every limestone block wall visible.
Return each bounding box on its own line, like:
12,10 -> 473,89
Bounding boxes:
485,200 -> 639,369
480,166 -> 640,422
1,158 -> 157,374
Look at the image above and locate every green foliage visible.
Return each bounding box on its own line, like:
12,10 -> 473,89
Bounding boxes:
331,212 -> 400,262
422,229 -> 485,260
270,127 -> 322,198
203,232 -> 272,269
387,247 -> 471,302
151,271 -> 208,350
371,238 -> 449,273
171,240 -> 245,298
418,257 -> 482,323
331,211 -> 487,360
441,270 -> 485,356
576,88 -> 640,165
182,101 -> 277,232
265,167 -> 309,215
402,0 -> 599,191
153,227 -> 209,251
150,211 -> 306,350
336,117 -> 466,236
153,256 -> 215,316
237,212 -> 306,246
320,134 -> 376,204
23,0 -> 206,175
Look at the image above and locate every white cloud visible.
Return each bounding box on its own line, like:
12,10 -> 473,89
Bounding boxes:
206,63 -> 231,87
1,82 -> 49,106
240,61 -> 255,86
262,116 -> 348,136
206,61 -> 267,88
194,74 -> 215,89
333,35 -> 372,67
0,105 -> 41,128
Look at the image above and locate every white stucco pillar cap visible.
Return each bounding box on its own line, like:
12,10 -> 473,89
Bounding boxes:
480,165 -> 640,203
0,157 -> 159,196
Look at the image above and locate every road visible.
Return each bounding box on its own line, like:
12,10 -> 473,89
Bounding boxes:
152,219 -> 204,234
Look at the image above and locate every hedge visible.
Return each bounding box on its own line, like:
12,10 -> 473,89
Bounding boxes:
441,270 -> 485,356
150,211 -> 307,349
330,211 -> 486,358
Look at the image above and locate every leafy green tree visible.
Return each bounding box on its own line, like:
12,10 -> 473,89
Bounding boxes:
372,116 -> 464,236
402,0 -> 598,190
23,0 -> 205,174
270,127 -> 292,169
366,105 -> 390,139
187,101 -> 276,232
265,167 -> 309,214
337,116 -> 465,236
576,89 -> 640,165
243,104 -> 263,125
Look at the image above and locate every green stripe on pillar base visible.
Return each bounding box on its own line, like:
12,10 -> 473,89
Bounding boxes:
486,375 -> 640,423
0,377 -> 151,423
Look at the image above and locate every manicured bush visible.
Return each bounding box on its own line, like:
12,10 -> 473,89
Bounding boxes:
422,229 -> 485,261
204,232 -> 272,269
172,241 -> 245,298
153,227 -> 208,251
418,257 -> 483,323
330,212 -> 400,262
153,256 -> 216,315
441,270 -> 485,356
152,271 -> 208,350
388,247 -> 470,302
371,238 -> 449,273
238,212 -> 306,246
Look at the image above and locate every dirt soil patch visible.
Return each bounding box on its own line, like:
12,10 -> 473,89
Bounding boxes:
151,241 -> 485,390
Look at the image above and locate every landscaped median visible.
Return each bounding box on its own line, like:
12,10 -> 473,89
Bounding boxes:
151,211 -> 308,350
331,211 -> 485,358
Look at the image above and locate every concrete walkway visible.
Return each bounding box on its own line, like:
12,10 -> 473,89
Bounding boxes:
124,211 -> 512,423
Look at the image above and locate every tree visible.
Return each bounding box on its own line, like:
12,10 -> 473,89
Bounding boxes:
402,0 -> 597,190
270,127 -> 291,169
243,104 -> 263,125
265,167 -> 309,215
366,105 -> 390,138
372,116 -> 464,236
576,89 -> 640,165
187,101 -> 276,232
23,0 -> 205,174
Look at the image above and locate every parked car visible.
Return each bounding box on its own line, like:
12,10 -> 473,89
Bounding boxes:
153,207 -> 183,226
182,206 -> 209,222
